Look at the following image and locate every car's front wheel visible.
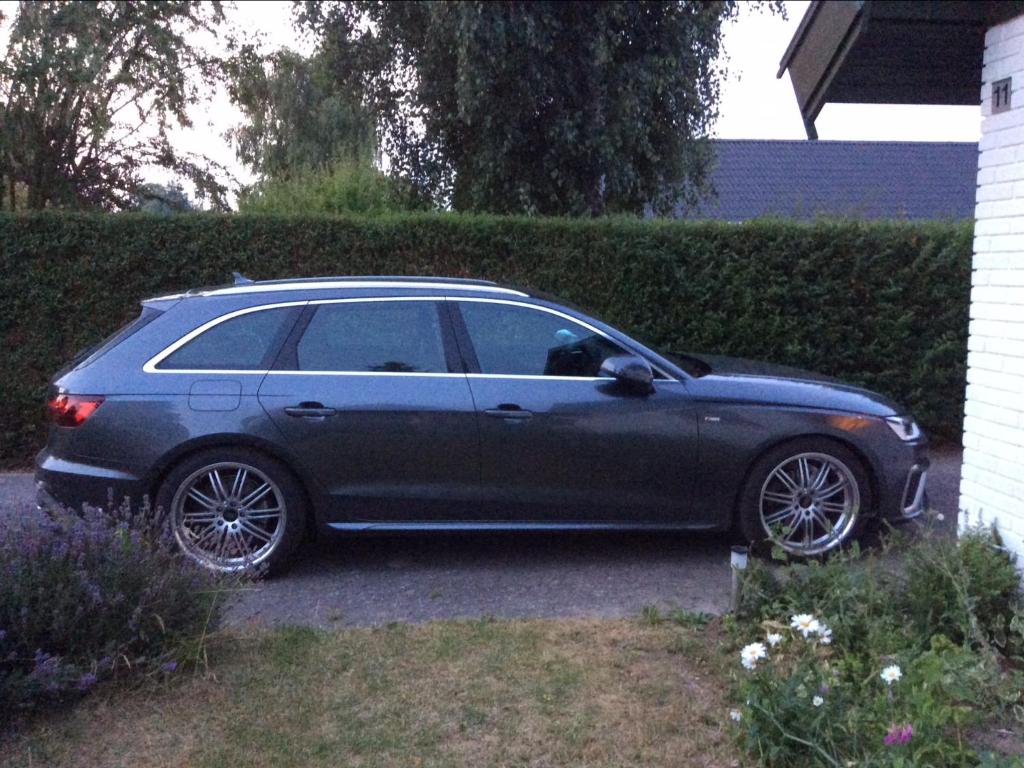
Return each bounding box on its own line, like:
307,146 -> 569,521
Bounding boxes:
738,439 -> 871,557
156,447 -> 306,575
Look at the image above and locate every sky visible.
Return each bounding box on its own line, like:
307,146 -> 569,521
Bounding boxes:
714,1 -> 981,142
1,0 -> 984,201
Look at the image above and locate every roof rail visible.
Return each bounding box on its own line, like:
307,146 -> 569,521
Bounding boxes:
244,275 -> 500,287
191,276 -> 528,298
148,275 -> 528,302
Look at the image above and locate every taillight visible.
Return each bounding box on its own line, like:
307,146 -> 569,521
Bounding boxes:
48,394 -> 104,427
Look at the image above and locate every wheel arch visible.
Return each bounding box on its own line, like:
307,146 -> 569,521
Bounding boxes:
730,432 -> 880,529
146,434 -> 323,540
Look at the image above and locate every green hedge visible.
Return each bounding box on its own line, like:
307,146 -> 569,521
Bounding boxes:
0,212 -> 971,468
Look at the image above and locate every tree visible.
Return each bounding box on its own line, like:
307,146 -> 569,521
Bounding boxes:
298,1 -> 781,217
238,159 -> 425,215
0,1 -> 230,211
132,182 -> 196,215
227,46 -> 375,182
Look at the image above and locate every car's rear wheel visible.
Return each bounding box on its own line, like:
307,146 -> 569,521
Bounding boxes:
156,448 -> 305,575
738,439 -> 872,557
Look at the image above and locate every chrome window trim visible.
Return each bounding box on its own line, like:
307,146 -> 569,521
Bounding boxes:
197,280 -> 528,298
266,371 -> 467,378
466,373 -> 613,382
144,294 -> 676,381
263,371 -> 614,381
142,300 -> 309,374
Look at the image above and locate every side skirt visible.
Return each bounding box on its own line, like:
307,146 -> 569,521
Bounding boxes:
326,521 -> 720,533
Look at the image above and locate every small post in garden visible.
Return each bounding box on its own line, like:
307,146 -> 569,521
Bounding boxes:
730,545 -> 748,613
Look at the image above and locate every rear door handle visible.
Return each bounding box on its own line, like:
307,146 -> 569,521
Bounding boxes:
284,402 -> 336,419
483,404 -> 533,420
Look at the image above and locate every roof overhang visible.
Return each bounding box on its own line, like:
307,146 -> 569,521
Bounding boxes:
778,1 -> 1024,139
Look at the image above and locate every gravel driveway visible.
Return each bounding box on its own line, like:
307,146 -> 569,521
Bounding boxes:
0,446 -> 963,628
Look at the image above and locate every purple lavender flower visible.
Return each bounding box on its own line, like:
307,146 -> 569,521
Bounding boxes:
884,723 -> 914,746
1,498 -> 221,710
84,581 -> 102,604
77,672 -> 98,691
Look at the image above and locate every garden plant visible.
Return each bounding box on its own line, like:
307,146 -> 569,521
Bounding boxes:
0,500 -> 227,720
731,526 -> 1024,767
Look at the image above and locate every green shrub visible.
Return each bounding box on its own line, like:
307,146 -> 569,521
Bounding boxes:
905,530 -> 1022,653
0,501 -> 225,715
732,527 -> 1024,767
238,160 -> 426,215
0,212 -> 971,467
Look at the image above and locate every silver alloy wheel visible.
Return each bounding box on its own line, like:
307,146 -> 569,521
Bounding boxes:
171,461 -> 286,572
758,451 -> 860,556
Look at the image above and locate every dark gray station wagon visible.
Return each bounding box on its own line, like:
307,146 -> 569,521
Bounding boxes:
37,276 -> 929,573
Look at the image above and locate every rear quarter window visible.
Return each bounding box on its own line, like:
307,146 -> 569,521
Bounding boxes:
74,305 -> 164,370
157,307 -> 299,371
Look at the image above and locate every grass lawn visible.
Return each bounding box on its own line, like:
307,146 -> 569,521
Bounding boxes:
2,616 -> 740,768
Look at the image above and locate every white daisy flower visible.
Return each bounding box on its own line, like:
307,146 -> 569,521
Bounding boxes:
740,642 -> 768,670
936,513 -> 945,522
730,709 -> 742,722
766,632 -> 783,646
880,664 -> 902,685
790,614 -> 820,638
812,695 -> 824,707
818,626 -> 833,645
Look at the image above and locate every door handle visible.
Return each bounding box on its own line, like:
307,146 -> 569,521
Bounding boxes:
284,402 -> 337,419
484,404 -> 533,420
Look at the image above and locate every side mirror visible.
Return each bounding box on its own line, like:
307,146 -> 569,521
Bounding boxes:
599,354 -> 655,395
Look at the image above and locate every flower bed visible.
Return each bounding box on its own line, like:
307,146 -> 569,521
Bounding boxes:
730,527 -> 1024,767
0,502 -> 225,717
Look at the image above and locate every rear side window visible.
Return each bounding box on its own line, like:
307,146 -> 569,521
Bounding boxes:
295,301 -> 447,373
158,307 -> 298,371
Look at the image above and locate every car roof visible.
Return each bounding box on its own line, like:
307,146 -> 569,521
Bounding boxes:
146,275 -> 531,301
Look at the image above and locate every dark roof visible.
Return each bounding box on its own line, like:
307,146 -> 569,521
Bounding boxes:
676,139 -> 977,221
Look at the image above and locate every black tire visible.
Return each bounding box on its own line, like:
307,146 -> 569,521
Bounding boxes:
737,437 -> 873,558
155,447 -> 306,576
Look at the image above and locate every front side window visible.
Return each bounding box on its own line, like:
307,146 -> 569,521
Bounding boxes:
158,307 -> 297,370
295,301 -> 447,373
458,301 -> 625,377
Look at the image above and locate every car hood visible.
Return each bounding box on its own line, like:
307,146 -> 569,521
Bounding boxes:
680,352 -> 903,418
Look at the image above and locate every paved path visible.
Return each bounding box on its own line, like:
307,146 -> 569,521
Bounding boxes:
0,446 -> 963,628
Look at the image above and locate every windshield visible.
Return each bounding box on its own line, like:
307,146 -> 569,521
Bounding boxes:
661,351 -> 712,378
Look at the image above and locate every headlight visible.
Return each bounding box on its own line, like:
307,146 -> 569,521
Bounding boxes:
884,416 -> 921,441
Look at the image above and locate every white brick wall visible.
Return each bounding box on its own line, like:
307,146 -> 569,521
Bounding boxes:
959,13 -> 1024,562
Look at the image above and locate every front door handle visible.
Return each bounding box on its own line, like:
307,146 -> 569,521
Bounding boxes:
483,404 -> 533,420
284,402 -> 337,419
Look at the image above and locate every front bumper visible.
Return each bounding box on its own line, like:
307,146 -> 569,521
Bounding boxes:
899,462 -> 928,519
875,438 -> 930,523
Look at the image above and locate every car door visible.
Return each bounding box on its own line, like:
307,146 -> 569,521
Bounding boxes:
449,298 -> 699,524
258,297 -> 482,523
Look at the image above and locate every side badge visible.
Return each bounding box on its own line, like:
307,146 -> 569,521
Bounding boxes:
703,415 -> 721,423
